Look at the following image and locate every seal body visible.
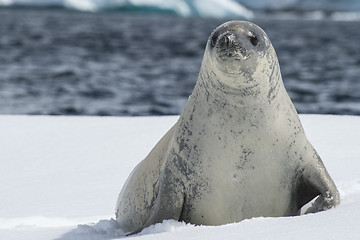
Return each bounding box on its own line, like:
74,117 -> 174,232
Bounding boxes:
115,21 -> 340,234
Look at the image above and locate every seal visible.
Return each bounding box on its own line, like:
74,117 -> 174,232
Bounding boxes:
115,21 -> 340,235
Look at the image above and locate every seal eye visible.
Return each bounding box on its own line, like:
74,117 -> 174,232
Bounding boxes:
210,31 -> 220,48
249,34 -> 259,47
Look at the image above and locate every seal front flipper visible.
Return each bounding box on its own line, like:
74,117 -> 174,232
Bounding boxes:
296,146 -> 340,214
127,168 -> 186,235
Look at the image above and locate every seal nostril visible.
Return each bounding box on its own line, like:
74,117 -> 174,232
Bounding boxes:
218,33 -> 236,49
249,34 -> 259,47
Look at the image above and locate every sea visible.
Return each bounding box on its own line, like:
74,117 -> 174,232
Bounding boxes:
1,8 -> 360,116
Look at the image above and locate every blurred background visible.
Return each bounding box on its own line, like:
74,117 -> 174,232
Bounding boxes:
0,0 -> 359,116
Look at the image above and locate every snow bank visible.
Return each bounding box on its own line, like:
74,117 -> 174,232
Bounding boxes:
0,114 -> 359,240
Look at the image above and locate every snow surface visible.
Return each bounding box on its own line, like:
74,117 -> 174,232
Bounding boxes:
0,114 -> 360,240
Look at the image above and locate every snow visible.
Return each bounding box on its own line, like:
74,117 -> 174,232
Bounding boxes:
0,114 -> 360,240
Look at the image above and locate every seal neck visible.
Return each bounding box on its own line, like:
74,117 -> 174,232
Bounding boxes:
195,61 -> 284,110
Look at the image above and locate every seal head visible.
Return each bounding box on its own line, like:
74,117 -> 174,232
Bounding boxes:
198,21 -> 281,105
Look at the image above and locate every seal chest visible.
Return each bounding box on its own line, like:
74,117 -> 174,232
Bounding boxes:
115,21 -> 340,235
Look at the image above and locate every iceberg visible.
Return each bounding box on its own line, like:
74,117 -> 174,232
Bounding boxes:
0,0 -> 12,6
236,0 -> 360,12
64,0 -> 254,18
0,0 -> 254,19
235,0 -> 360,20
2,0 -> 360,20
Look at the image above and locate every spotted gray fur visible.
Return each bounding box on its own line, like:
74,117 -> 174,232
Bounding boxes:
115,21 -> 340,235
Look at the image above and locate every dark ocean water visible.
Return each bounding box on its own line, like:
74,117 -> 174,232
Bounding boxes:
1,9 -> 360,116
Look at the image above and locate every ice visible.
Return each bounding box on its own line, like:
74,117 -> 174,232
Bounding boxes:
0,0 -> 12,6
65,0 -> 254,18
237,0 -> 360,12
238,0 -> 297,10
2,0 -> 360,20
191,0 -> 253,18
0,0 -> 254,18
64,0 -> 97,12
